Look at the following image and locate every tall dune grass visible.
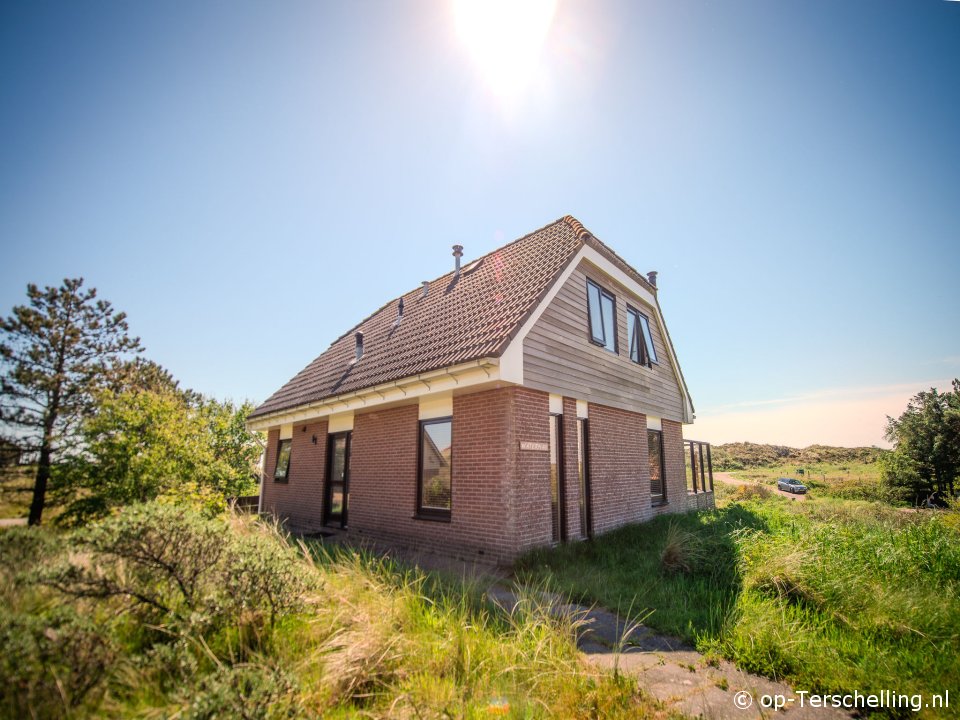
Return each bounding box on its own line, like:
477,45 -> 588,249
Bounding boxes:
0,503 -> 659,718
519,496 -> 960,718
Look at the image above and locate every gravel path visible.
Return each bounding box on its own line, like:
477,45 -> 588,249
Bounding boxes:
487,584 -> 851,719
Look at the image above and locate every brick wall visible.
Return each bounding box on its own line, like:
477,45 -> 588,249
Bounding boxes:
512,388 -> 552,553
345,388 -> 519,563
654,419 -> 715,515
260,420 -> 328,531
586,403 -> 652,534
257,389 -> 712,561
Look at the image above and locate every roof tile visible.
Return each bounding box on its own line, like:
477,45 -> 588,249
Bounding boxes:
250,216 -> 585,419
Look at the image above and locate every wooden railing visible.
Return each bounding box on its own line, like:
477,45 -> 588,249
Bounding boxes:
683,440 -> 714,493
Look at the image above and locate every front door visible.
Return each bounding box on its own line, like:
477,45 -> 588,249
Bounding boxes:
324,432 -> 351,528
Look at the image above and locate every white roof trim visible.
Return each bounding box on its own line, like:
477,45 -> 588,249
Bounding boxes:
247,357 -> 501,431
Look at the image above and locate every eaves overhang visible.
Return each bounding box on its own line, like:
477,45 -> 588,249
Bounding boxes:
246,357 -> 503,431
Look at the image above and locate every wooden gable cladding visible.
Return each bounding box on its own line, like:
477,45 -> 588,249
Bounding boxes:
522,258 -> 685,422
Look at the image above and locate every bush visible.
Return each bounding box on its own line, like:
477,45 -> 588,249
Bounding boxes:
0,526 -> 59,586
0,606 -> 114,717
182,664 -> 299,720
41,503 -> 311,636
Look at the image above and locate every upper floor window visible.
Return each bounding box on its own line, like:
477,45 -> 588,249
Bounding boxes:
586,279 -> 617,353
274,439 -> 292,482
418,417 -> 452,518
627,306 -> 658,366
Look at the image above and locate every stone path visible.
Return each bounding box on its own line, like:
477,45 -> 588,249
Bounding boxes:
486,585 -> 851,720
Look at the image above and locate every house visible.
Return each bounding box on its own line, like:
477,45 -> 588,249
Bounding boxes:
247,216 -> 714,563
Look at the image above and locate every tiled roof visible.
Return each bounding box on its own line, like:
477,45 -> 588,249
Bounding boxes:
250,216 -> 620,420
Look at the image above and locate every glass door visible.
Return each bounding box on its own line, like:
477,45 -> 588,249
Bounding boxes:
324,432 -> 351,528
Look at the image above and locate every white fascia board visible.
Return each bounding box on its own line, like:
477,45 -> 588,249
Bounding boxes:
499,246 -> 589,385
247,357 -> 501,432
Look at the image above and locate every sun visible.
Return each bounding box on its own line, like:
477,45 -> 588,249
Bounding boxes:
452,0 -> 558,103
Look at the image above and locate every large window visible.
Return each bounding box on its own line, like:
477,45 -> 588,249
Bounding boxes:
648,430 -> 665,502
627,307 -> 658,366
418,418 -> 452,518
586,279 -> 617,353
274,439 -> 292,482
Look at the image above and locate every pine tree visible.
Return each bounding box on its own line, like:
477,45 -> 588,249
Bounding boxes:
0,278 -> 142,524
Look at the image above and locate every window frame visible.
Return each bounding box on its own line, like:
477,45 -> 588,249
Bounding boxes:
416,416 -> 453,521
586,279 -> 618,354
273,438 -> 292,483
648,429 -> 666,504
627,305 -> 658,367
549,413 -> 566,543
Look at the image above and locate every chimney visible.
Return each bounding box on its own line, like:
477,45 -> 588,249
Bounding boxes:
452,244 -> 464,278
421,281 -> 429,297
354,331 -> 364,362
646,270 -> 658,288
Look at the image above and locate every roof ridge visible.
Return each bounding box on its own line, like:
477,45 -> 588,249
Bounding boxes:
566,216 -> 658,295
324,216 -> 576,348
561,214 -> 593,242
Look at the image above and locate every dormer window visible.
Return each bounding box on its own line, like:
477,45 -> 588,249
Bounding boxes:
627,306 -> 658,366
586,279 -> 617,353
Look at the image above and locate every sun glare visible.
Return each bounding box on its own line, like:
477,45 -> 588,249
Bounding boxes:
453,0 -> 557,104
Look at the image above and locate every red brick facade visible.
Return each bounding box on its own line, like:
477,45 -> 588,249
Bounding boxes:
259,387 -> 713,563
261,419 -> 328,531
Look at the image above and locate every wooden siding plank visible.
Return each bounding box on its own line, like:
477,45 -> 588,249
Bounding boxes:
523,260 -> 685,421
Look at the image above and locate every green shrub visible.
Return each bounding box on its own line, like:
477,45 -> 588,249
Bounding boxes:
0,606 -> 114,717
182,664 -> 299,720
40,503 -> 310,637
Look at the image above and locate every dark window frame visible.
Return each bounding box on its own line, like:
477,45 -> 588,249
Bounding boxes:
273,438 -> 292,483
416,416 -> 453,521
627,305 -> 658,367
324,431 -> 351,528
648,429 -> 666,504
586,279 -> 618,354
549,413 -> 567,543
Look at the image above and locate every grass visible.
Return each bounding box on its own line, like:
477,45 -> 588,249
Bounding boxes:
1,503 -> 672,719
730,460 -> 894,503
0,466 -> 34,519
518,494 -> 960,718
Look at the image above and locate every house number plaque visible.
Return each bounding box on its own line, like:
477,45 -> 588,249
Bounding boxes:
519,441 -> 549,452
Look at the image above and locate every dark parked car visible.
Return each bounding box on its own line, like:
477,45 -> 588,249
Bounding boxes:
777,477 -> 808,494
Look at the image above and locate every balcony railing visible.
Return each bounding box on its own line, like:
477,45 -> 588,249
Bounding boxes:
684,439 -> 714,493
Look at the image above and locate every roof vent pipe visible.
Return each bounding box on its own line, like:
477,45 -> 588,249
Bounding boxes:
354,331 -> 364,362
646,270 -> 658,288
397,297 -> 404,318
452,244 -> 464,278
421,281 -> 429,297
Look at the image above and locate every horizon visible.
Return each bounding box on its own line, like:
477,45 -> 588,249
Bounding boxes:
2,1 -> 958,448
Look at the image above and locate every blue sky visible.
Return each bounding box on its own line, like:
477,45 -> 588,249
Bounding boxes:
2,0 -> 958,447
